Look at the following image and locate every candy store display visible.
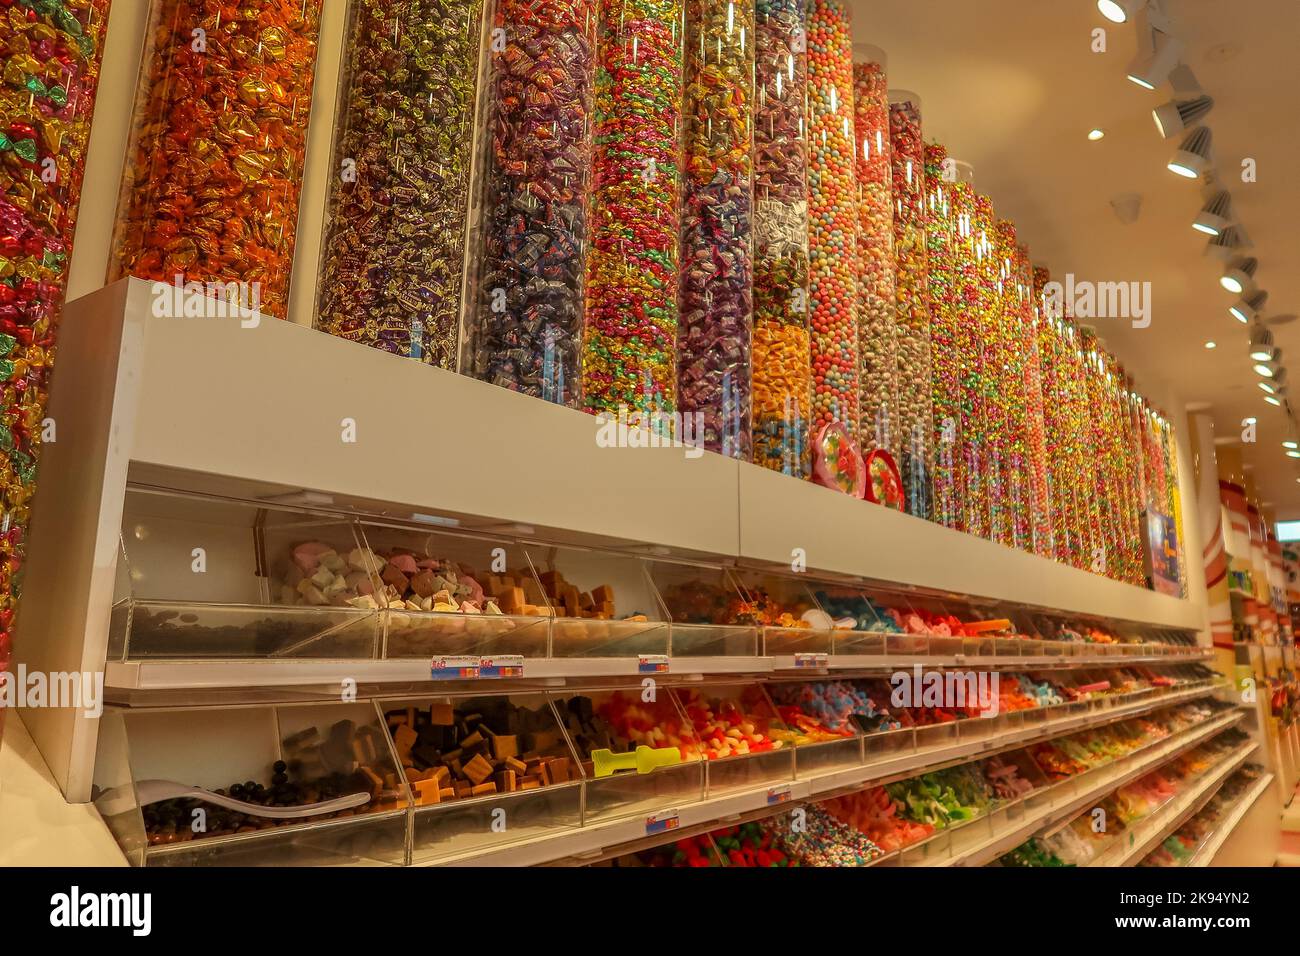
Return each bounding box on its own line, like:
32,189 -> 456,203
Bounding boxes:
113,0 -> 323,320
779,804 -> 884,865
677,0 -> 754,457
924,142 -> 959,528
966,193 -> 999,539
316,0 -> 485,367
852,52 -> 895,458
582,0 -> 684,419
888,91 -> 931,519
750,0 -> 811,475
806,0 -> 858,433
0,0 -> 109,679
465,0 -> 597,404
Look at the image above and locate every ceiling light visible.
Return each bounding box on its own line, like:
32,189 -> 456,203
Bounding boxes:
1098,0 -> 1144,23
1284,441 -> 1298,450
1260,380 -> 1277,394
1255,352 -> 1281,378
1128,27 -> 1184,90
1249,326 -> 1276,362
1230,290 -> 1268,324
1265,395 -> 1283,406
1245,417 -> 1258,424
1220,256 -> 1258,295
1205,341 -> 1216,349
1192,191 -> 1232,236
1153,94 -> 1214,139
1088,128 -> 1106,141
1288,450 -> 1300,459
1167,127 -> 1213,179
1207,226 -> 1250,262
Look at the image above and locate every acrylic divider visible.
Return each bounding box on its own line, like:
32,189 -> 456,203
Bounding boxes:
751,0 -> 811,477
315,0 -> 489,368
851,50 -> 895,458
0,0 -> 112,742
925,142 -> 960,529
581,0 -> 685,424
806,0 -> 858,434
111,0 -> 325,321
677,0 -> 755,458
888,91 -> 931,519
464,0 -> 597,406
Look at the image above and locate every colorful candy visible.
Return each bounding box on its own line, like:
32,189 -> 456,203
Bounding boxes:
466,0 -> 596,403
582,0 -> 683,419
113,0 -> 323,320
677,0 -> 754,457
925,142 -> 960,528
806,0 -> 858,432
751,0 -> 811,475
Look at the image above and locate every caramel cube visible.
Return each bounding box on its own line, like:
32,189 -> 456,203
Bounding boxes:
463,753 -> 495,786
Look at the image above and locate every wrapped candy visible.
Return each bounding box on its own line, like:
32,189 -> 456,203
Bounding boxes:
924,142 -> 960,528
317,0 -> 486,368
466,0 -> 596,405
582,0 -> 684,420
677,0 -> 754,457
806,0 -> 858,433
0,0 -> 110,712
889,92 -> 931,518
969,193 -> 999,538
113,0 -> 323,320
852,53 -> 895,459
751,0 -> 811,476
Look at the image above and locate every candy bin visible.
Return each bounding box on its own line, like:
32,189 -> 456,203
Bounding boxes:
582,0 -> 684,423
924,142 -> 961,529
670,683 -> 796,793
556,686 -> 705,822
645,558 -> 762,658
889,90 -> 931,519
851,48 -> 895,458
0,0 -> 110,706
751,0 -> 811,476
677,0 -> 755,457
464,0 -> 597,405
112,0 -> 324,321
729,568 -> 833,661
93,702 -> 410,866
765,679 -> 867,775
806,0 -> 858,434
383,693 -> 583,863
316,0 -> 487,368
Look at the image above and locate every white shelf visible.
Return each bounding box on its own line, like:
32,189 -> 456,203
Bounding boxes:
1189,772 -> 1275,866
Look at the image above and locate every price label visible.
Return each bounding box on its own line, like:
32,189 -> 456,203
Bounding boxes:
430,656 -> 481,679
766,784 -> 793,805
794,652 -> 828,669
479,655 -> 524,678
645,809 -> 680,835
638,654 -> 670,674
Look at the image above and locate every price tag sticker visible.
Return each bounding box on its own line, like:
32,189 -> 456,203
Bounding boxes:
638,654 -> 670,674
479,655 -> 524,678
645,809 -> 680,836
766,784 -> 793,805
430,656 -> 481,680
794,652 -> 828,669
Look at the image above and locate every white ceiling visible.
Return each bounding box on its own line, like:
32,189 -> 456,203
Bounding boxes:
844,0 -> 1300,516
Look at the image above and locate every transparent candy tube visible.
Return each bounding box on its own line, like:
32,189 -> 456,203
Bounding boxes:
1018,248 -> 1052,558
678,0 -> 755,458
317,0 -> 487,368
889,91 -> 930,518
971,193 -> 999,539
924,142 -> 960,529
851,54 -> 894,457
466,0 -> 597,404
807,0 -> 858,434
751,0 -> 810,476
114,0 -> 324,321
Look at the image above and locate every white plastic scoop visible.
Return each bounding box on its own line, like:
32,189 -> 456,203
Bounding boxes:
96,779 -> 371,820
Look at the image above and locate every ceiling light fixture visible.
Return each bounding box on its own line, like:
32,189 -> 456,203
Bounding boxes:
1285,441 -> 1298,450
1088,128 -> 1106,141
1127,12 -> 1184,90
1153,94 -> 1214,139
1230,290 -> 1268,324
1167,127 -> 1213,178
1205,341 -> 1216,349
1098,0 -> 1144,23
1221,256 -> 1258,295
1265,395 -> 1283,406
1192,191 -> 1232,236
1261,381 -> 1277,394
1206,225 -> 1251,262
1250,326 -> 1276,362
1255,352 -> 1281,378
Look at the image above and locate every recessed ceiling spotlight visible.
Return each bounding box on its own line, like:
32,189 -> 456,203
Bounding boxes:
1099,0 -> 1144,23
1249,326 -> 1276,362
1221,256 -> 1258,295
1230,290 -> 1268,324
1167,127 -> 1213,179
1153,94 -> 1214,139
1192,191 -> 1232,236
1205,341 -> 1217,349
1088,128 -> 1106,141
